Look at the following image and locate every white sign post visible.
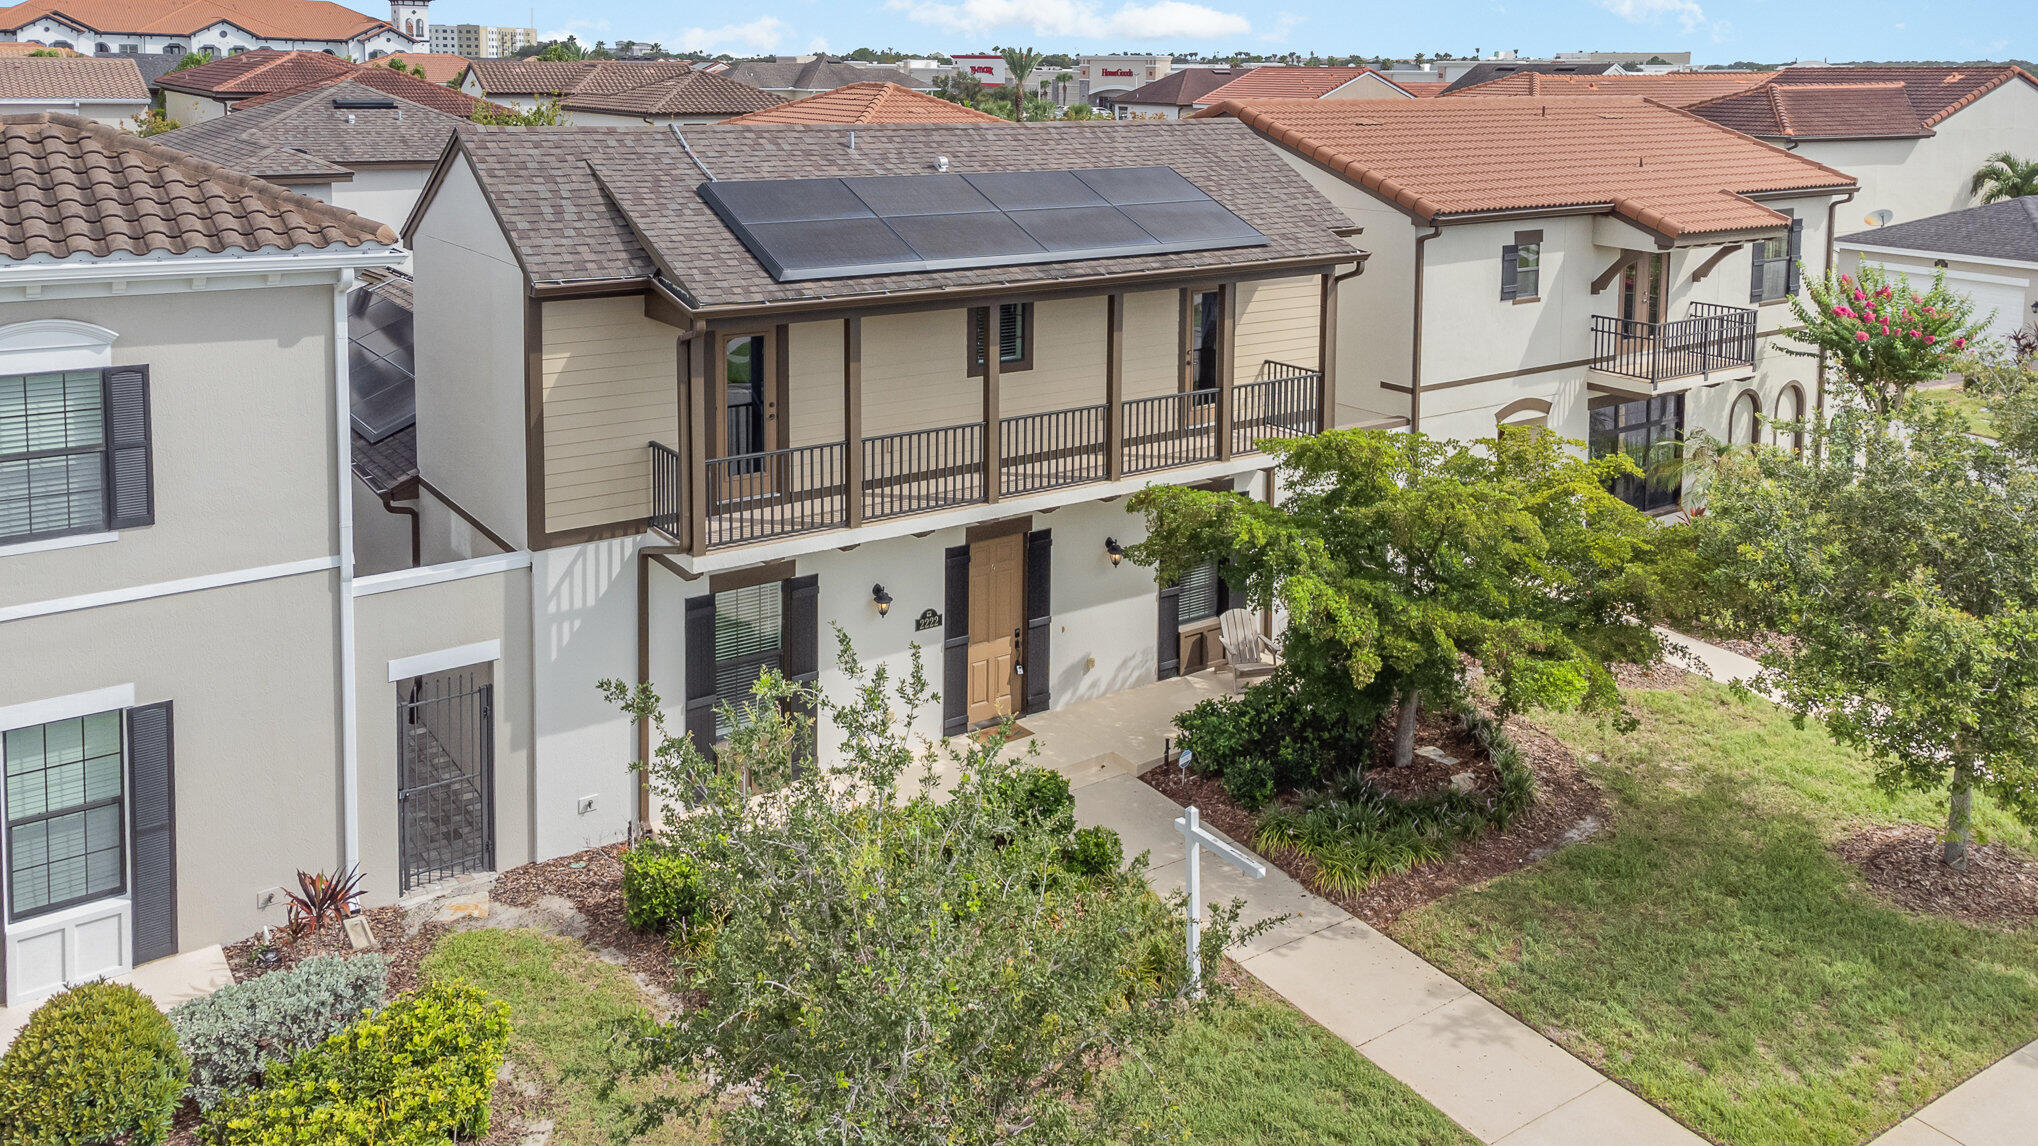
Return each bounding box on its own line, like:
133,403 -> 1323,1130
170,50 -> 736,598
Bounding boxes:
1174,804 -> 1266,997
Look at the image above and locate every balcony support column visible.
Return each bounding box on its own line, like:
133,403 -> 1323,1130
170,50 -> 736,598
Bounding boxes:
1318,272 -> 1338,434
982,306 -> 1002,505
1105,292 -> 1125,482
1216,281 -> 1236,461
685,328 -> 710,557
843,316 -> 864,530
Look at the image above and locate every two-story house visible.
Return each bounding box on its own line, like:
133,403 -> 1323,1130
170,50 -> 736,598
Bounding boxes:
1199,96 -> 1858,511
400,119 -> 1380,853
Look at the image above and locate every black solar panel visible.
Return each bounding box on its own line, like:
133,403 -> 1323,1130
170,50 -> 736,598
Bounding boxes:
347,282 -> 415,442
697,165 -> 1269,282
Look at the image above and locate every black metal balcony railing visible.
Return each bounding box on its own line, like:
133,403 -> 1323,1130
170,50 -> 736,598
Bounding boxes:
1591,303 -> 1756,384
1234,362 -> 1322,455
1001,404 -> 1108,497
864,422 -> 984,521
1124,390 -> 1221,475
704,440 -> 846,548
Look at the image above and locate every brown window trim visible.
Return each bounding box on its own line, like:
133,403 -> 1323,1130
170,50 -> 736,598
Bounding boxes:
966,302 -> 1034,378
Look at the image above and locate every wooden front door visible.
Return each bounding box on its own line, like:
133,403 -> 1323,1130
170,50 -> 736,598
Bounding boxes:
1621,254 -> 1666,325
966,531 -> 1025,725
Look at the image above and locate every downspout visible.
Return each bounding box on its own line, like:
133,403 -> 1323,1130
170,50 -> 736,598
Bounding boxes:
377,488 -> 422,568
1817,190 -> 1857,437
334,270 -> 361,872
1410,225 -> 1442,433
635,545 -> 694,831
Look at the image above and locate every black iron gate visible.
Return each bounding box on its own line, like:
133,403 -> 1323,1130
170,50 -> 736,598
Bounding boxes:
397,670 -> 494,894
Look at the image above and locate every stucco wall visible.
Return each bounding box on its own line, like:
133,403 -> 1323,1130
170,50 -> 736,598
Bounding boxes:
1800,80 -> 2038,226
538,296 -> 678,534
528,538 -> 644,859
327,166 -> 432,232
163,91 -> 226,125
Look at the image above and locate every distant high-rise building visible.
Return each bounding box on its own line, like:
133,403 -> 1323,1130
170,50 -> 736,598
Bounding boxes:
429,23 -> 534,57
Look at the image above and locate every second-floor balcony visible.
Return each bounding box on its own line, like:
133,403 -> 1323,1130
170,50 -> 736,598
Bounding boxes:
650,361 -> 1323,551
1590,302 -> 1757,389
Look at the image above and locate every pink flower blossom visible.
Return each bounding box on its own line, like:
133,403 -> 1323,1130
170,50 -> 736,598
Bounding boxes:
1854,290 -> 1868,302
1856,331 -> 1871,341
1835,305 -> 1855,317
1956,337 -> 1967,349
1881,324 -> 1891,335
1924,335 -> 1936,344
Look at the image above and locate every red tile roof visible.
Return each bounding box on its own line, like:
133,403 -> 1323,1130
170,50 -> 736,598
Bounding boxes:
0,55 -> 147,99
376,52 -> 469,86
154,48 -> 356,97
1199,96 -> 1856,239
0,39 -> 78,54
231,63 -> 499,116
1393,80 -> 1449,97
1686,65 -> 2038,139
722,82 -> 1000,125
0,0 -> 396,40
1194,66 -> 1408,105
1445,70 -> 1777,106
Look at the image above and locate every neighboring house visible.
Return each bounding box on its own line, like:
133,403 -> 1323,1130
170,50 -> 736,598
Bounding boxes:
459,58 -> 781,123
229,62 -> 490,116
0,39 -> 74,54
154,47 -> 356,122
0,112 -> 432,1008
719,56 -> 926,100
0,56 -> 147,123
153,78 -> 476,227
1686,65 -> 2038,227
1443,69 -> 1776,105
1838,196 -> 2038,343
0,0 -> 424,62
398,118 -> 1379,850
377,50 -> 466,85
720,82 -> 1002,125
89,48 -> 181,88
1192,66 -> 1412,109
1437,59 -> 1620,93
1198,96 -> 1857,509
1113,68 -> 1248,119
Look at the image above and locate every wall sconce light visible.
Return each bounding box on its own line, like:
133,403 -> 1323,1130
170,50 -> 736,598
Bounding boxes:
1105,537 -> 1124,566
871,583 -> 893,616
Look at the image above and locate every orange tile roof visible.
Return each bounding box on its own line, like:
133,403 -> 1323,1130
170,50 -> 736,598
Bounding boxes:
0,55 -> 147,99
1394,79 -> 1450,97
1194,66 -> 1406,105
377,52 -> 469,86
230,64 -> 502,116
1445,70 -> 1777,106
1199,96 -> 1856,239
0,0 -> 395,40
154,48 -> 357,97
722,82 -> 1002,125
0,39 -> 77,54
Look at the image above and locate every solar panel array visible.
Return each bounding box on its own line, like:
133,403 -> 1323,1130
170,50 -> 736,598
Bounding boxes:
697,166 -> 1269,282
348,282 -> 415,442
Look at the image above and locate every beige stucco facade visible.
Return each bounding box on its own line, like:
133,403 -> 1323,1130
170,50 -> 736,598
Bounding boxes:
1794,80 -> 2038,228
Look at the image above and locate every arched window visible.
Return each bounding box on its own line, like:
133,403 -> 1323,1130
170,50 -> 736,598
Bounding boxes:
322,48 -> 335,55
48,40 -> 72,49
228,46 -> 246,54
1728,390 -> 1759,445
95,42 -> 110,53
163,44 -> 184,54
369,49 -> 386,58
1774,384 -> 1806,455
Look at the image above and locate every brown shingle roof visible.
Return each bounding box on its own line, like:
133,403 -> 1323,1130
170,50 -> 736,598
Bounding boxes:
560,68 -> 780,118
1199,96 -> 1856,239
231,64 -> 498,116
1445,70 -> 1777,106
722,82 -> 1000,125
1686,65 -> 2037,139
153,79 -> 473,179
0,0 -> 394,40
1117,67 -> 1247,107
154,48 -> 357,97
719,57 -> 925,94
463,57 -> 685,97
0,111 -> 395,260
1194,66 -> 1403,105
434,120 -> 1356,307
0,55 -> 147,100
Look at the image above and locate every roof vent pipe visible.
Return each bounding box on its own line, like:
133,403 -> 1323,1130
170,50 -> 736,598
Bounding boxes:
847,129 -> 855,149
345,113 -> 356,124
936,155 -> 949,171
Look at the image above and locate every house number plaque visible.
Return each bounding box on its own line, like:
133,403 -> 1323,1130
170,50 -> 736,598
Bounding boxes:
915,608 -> 942,632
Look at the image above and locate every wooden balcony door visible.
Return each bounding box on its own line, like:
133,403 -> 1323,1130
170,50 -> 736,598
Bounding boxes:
712,331 -> 781,504
965,530 -> 1025,725
1621,254 -> 1666,325
1184,287 -> 1223,424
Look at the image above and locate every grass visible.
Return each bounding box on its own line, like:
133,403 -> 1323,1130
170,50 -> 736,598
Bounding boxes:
1105,983 -> 1476,1145
421,928 -> 710,1146
1917,384 -> 1999,438
1394,678 -> 2038,1145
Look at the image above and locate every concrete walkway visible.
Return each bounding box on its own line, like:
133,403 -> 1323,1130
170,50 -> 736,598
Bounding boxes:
0,943 -> 233,1052
1023,674 -> 1704,1145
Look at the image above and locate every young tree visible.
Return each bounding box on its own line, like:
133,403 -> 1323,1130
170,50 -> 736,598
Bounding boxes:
999,45 -> 1044,121
1785,263 -> 1987,415
469,96 -> 564,125
1129,428 -> 1663,767
599,638 -> 1263,1145
1970,151 -> 2038,204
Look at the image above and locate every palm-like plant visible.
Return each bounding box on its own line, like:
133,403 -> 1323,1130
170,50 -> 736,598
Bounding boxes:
1970,152 -> 2038,204
999,46 -> 1044,121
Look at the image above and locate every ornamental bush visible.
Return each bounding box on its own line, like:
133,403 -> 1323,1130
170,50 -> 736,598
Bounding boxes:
1172,674 -> 1366,809
0,981 -> 188,1146
170,953 -> 389,1109
1063,825 -> 1124,876
1787,262 -> 1988,414
621,843 -> 709,933
994,765 -> 1076,835
205,981 -> 510,1146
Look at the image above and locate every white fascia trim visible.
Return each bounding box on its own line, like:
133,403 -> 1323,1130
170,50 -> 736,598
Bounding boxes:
387,639 -> 502,682
0,684 -> 136,733
0,246 -> 407,288
0,530 -> 117,559
352,550 -> 533,597
0,554 -> 339,624
1839,241 -> 2038,276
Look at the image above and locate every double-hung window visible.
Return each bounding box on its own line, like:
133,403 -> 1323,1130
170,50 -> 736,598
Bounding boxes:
968,302 -> 1033,376
1500,231 -> 1543,301
1751,212 -> 1803,303
5,712 -> 125,920
0,371 -> 107,544
712,582 -> 784,740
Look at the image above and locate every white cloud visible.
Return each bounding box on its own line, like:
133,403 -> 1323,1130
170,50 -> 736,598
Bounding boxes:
882,0 -> 1250,42
1257,10 -> 1303,42
807,35 -> 832,53
536,18 -> 611,43
1596,0 -> 1707,34
666,16 -> 790,53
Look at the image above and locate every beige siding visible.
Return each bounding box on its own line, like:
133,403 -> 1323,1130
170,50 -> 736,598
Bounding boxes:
786,320 -> 846,447
539,297 -> 677,533
1002,296 -> 1107,416
861,310 -> 978,435
1121,289 -> 1180,399
1233,276 -> 1321,379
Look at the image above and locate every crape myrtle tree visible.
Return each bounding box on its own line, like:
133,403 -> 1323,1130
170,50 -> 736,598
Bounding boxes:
1784,262 -> 1986,415
598,635 -> 1265,1146
1128,428 -> 1665,768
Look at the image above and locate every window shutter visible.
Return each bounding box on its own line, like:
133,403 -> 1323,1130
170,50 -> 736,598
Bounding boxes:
1000,305 -> 1023,363
104,365 -> 153,529
782,575 -> 820,764
1499,245 -> 1519,301
127,702 -> 177,966
941,545 -> 970,736
683,593 -> 718,757
1785,217 -> 1804,297
1750,242 -> 1768,303
1023,530 -> 1051,715
1157,583 -> 1182,680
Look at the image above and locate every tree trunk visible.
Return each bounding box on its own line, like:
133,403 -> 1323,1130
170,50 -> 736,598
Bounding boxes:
1944,764 -> 1974,869
1392,688 -> 1421,768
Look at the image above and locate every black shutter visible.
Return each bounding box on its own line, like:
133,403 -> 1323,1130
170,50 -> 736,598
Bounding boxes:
104,365 -> 153,529
683,593 -> 719,757
127,702 -> 177,966
782,575 -> 820,763
1157,583 -> 1182,680
1785,217 -> 1804,297
942,545 -> 970,735
1022,530 -> 1051,715
1499,245 -> 1519,301
1750,240 -> 1768,303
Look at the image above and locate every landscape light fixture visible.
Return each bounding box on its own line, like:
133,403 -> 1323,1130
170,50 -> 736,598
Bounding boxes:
1105,537 -> 1124,566
872,584 -> 893,616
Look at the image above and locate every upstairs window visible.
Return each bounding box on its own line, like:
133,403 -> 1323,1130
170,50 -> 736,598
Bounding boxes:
968,302 -> 1033,376
1751,213 -> 1803,303
0,364 -> 153,547
1500,230 -> 1543,301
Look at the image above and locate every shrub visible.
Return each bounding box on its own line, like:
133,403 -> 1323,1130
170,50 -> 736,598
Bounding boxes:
206,981 -> 510,1146
1173,675 -> 1363,809
622,843 -> 709,933
0,981 -> 187,1145
170,953 -> 389,1109
1063,825 -> 1124,876
995,766 -> 1075,835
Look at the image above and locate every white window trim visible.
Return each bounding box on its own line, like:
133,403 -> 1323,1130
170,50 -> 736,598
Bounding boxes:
0,684 -> 135,735
387,639 -> 501,682
0,530 -> 118,560
0,318 -> 117,376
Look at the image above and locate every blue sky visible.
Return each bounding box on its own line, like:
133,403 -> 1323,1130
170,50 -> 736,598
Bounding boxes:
424,0 -> 2027,65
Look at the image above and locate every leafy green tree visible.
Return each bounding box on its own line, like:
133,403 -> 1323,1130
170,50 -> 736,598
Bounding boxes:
1970,151 -> 2038,204
379,54 -> 425,77
125,108 -> 180,136
1786,262 -> 1988,416
930,70 -> 984,107
168,50 -> 211,71
598,638 -> 1263,1145
999,45 -> 1044,120
535,37 -> 588,62
469,96 -> 564,125
1129,428 -> 1663,767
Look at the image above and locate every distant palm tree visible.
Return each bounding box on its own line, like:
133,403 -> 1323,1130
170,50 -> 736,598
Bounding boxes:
1053,70 -> 1074,104
1971,152 -> 2038,204
1000,46 -> 1044,121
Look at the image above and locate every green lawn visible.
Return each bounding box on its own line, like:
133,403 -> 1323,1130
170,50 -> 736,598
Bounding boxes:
1394,678 -> 2038,1145
1917,385 -> 1999,438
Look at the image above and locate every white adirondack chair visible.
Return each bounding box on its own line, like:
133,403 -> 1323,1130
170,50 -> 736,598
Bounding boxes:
1218,608 -> 1281,692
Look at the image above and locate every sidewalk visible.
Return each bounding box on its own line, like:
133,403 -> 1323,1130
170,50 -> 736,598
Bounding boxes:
1024,674 -> 1703,1145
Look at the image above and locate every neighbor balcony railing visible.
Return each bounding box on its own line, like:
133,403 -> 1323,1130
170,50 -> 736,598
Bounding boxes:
1590,303 -> 1757,384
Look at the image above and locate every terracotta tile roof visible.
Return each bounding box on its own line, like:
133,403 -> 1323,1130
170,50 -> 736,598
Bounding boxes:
1445,70 -> 1777,106
559,68 -> 780,118
154,78 -> 474,180
1769,64 -> 2036,126
1438,60 -> 1618,94
154,48 -> 357,97
719,57 -> 926,94
1194,66 -> 1404,105
0,0 -> 395,40
1686,65 -> 2038,139
231,65 -> 499,117
0,39 -> 77,54
1199,96 -> 1856,239
1116,67 -> 1248,107
722,82 -> 1000,125
0,56 -> 148,100
0,111 -> 395,260
1393,80 -> 1449,97
377,52 -> 470,86
437,120 -> 1355,306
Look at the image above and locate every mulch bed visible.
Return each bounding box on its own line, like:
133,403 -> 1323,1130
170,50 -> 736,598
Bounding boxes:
1833,823 -> 2038,929
1365,703 -> 1496,800
491,840 -> 687,998
221,905 -> 449,994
